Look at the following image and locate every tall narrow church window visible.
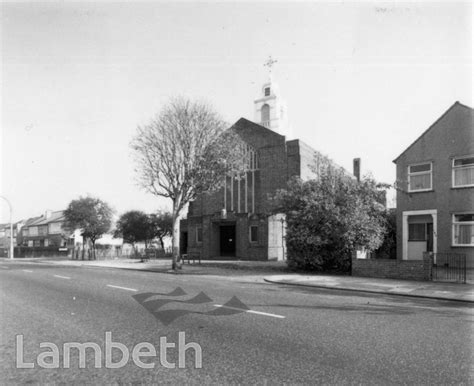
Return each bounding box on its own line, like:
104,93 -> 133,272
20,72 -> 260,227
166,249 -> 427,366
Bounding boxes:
264,87 -> 270,96
250,226 -> 258,243
261,104 -> 270,127
244,145 -> 258,171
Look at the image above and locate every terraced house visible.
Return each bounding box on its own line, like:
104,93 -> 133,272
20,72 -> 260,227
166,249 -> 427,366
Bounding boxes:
394,101 -> 474,267
19,210 -> 70,248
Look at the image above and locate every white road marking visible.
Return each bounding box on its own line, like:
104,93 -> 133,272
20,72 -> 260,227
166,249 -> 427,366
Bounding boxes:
54,275 -> 71,280
22,269 -> 33,273
0,266 -> 9,269
106,284 -> 137,292
214,304 -> 285,319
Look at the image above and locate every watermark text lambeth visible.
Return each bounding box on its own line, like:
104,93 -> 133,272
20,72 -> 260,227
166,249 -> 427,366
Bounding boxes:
16,332 -> 202,369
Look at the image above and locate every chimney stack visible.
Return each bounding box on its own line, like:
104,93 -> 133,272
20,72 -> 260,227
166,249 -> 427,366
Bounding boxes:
45,210 -> 52,219
353,158 -> 361,182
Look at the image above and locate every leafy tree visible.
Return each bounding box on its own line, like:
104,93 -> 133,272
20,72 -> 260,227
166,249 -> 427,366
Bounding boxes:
131,97 -> 246,269
373,208 -> 397,259
64,196 -> 113,260
275,170 -> 388,272
114,211 -> 152,257
149,211 -> 173,250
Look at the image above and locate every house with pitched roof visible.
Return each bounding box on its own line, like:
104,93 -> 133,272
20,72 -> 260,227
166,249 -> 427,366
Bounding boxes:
393,101 -> 474,267
19,210 -> 71,248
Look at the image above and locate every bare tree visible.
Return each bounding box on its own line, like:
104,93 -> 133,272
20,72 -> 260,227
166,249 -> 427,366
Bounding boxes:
131,97 -> 246,269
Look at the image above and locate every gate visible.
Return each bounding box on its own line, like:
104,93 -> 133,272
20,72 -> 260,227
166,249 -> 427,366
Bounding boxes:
431,253 -> 466,284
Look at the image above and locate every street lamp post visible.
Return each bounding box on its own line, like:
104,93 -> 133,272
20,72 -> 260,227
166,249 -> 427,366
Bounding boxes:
0,196 -> 14,259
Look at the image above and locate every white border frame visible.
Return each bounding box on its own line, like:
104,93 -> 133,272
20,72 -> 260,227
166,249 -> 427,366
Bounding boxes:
452,212 -> 474,247
402,209 -> 437,260
452,155 -> 474,188
407,162 -> 433,193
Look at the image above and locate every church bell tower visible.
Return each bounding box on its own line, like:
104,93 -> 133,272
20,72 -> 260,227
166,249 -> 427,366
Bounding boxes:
254,56 -> 292,138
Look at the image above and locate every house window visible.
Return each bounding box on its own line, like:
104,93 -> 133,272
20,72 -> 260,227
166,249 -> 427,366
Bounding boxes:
196,227 -> 203,243
44,239 -> 49,247
408,223 -> 426,241
38,225 -> 48,236
49,222 -> 62,234
453,213 -> 474,246
452,156 -> 474,188
29,226 -> 38,236
22,228 -> 29,237
408,163 -> 432,192
264,87 -> 270,96
250,226 -> 258,243
33,240 -> 41,247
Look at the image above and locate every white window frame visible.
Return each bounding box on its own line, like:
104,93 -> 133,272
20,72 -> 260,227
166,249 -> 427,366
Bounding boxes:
408,162 -> 433,192
249,225 -> 258,243
452,213 -> 474,247
452,155 -> 474,188
196,227 -> 202,244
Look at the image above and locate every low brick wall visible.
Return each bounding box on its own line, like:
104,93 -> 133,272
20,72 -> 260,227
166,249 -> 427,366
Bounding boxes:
352,255 -> 432,281
14,246 -> 71,258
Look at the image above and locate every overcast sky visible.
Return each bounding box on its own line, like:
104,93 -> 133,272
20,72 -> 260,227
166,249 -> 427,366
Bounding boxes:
1,1 -> 472,223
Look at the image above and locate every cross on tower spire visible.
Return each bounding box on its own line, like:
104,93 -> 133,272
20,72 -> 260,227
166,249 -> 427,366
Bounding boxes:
264,56 -> 278,75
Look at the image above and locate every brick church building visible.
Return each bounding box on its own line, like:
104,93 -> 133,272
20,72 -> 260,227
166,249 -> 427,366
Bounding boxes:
180,74 -> 339,261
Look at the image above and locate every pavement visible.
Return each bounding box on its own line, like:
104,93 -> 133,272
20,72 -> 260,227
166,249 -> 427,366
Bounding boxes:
264,274 -> 474,303
7,257 -> 474,303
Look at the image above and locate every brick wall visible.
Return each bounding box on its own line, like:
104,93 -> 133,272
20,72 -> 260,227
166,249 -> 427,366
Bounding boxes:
182,118 -> 333,260
14,246 -> 70,258
352,254 -> 432,281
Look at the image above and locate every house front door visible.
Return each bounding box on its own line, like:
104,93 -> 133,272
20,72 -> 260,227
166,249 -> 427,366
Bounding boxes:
426,223 -> 433,252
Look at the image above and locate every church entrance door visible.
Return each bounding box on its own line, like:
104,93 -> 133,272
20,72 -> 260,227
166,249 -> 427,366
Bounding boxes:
220,225 -> 236,257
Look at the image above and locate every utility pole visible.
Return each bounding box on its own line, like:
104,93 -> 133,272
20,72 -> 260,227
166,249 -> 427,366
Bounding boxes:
0,196 -> 14,259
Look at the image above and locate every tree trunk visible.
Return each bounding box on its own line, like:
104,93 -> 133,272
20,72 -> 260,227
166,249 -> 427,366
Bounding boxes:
132,243 -> 137,259
159,237 -> 165,251
81,236 -> 86,260
171,198 -> 182,271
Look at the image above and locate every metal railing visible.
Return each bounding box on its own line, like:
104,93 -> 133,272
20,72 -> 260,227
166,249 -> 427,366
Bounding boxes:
431,252 -> 467,284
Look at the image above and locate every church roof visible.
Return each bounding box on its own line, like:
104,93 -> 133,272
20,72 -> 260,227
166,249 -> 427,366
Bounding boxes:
231,117 -> 286,140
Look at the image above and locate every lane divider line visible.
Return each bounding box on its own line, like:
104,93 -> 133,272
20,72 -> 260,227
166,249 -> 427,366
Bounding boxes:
214,304 -> 285,319
22,269 -> 33,273
54,275 -> 71,280
106,284 -> 137,292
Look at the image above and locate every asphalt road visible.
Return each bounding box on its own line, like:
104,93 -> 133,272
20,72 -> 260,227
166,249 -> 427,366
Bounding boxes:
0,260 -> 472,385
